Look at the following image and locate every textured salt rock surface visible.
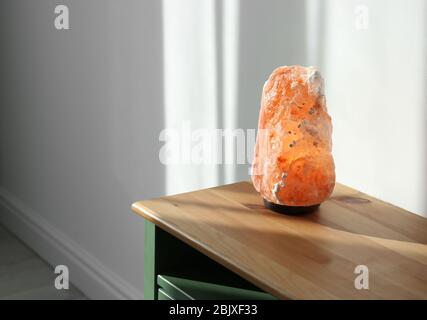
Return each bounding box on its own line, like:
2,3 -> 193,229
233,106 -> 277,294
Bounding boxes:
251,66 -> 335,207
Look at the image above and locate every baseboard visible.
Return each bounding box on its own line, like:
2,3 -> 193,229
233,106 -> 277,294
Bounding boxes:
0,187 -> 144,300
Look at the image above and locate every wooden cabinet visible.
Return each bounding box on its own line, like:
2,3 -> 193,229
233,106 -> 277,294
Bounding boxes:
132,181 -> 427,300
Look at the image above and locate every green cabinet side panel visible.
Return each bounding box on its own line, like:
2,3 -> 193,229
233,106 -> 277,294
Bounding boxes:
144,220 -> 156,300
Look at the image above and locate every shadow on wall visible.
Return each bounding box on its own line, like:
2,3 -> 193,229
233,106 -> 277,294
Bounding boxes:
234,0 -> 309,182
0,0 -> 165,298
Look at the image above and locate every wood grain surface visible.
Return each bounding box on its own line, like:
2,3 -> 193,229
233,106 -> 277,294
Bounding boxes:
132,182 -> 427,300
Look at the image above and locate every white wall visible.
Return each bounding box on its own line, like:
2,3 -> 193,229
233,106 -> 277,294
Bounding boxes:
319,0 -> 427,216
0,0 -> 425,300
162,0 -> 220,195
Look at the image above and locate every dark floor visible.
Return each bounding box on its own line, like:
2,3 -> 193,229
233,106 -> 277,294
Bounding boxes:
0,224 -> 87,300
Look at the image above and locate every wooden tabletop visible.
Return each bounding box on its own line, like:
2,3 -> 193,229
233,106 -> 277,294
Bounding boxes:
132,182 -> 427,300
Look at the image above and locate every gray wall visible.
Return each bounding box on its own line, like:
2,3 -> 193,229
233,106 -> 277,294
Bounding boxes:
0,0 -> 164,298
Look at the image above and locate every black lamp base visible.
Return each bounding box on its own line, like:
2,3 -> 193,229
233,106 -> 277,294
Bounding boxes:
263,198 -> 319,215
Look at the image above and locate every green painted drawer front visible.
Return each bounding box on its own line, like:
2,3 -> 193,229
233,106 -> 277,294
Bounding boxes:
158,288 -> 174,300
157,275 -> 276,300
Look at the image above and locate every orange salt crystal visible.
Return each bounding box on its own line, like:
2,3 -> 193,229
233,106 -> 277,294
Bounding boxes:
251,66 -> 335,211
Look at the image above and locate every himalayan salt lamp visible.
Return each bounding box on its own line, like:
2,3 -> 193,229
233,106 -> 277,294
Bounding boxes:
251,66 -> 335,214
